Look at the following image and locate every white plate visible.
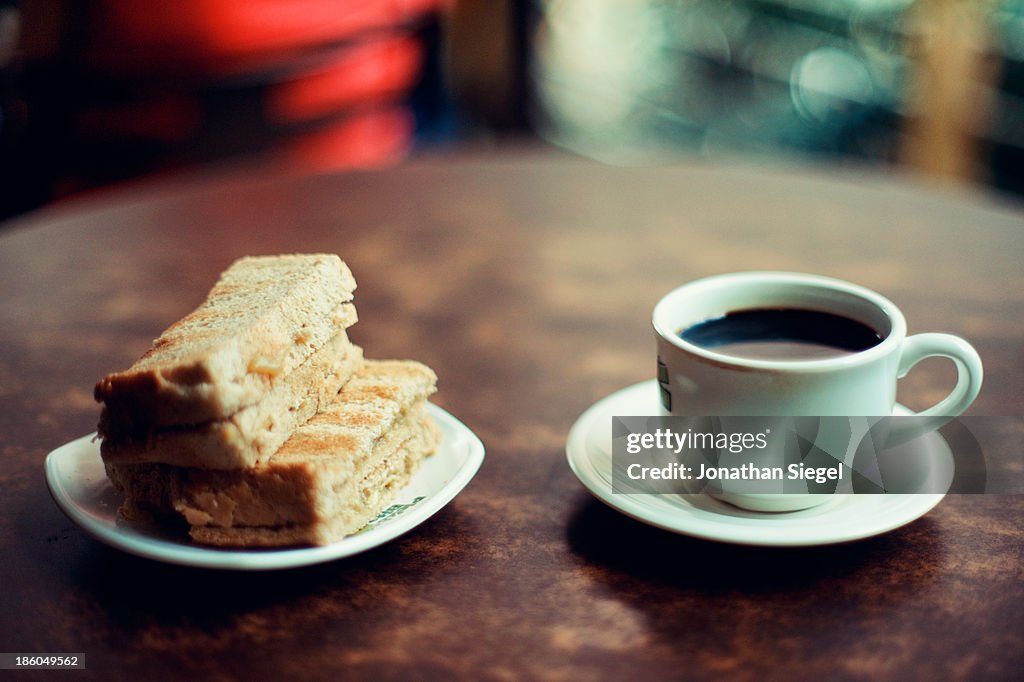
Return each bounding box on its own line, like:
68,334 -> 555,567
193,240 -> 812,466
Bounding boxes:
46,403 -> 484,570
566,380 -> 947,547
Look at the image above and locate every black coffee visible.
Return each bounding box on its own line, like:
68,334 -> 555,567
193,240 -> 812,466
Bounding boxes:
679,308 -> 882,360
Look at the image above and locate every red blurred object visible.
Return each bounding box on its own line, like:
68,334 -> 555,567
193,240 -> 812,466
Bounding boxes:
283,106 -> 413,171
90,0 -> 450,76
266,35 -> 421,123
10,0 -> 450,213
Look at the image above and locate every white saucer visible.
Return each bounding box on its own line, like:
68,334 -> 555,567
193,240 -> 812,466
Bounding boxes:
566,381 -> 947,547
46,403 -> 485,570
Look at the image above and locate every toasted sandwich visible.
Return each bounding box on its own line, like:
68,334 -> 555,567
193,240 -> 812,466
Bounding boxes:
95,254 -> 358,430
105,360 -> 441,547
99,334 -> 364,469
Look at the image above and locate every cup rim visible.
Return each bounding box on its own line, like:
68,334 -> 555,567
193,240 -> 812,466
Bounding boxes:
653,271 -> 907,372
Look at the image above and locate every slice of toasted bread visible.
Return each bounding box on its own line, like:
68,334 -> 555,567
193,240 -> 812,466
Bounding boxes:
106,359 -> 440,547
95,254 -> 357,426
190,410 -> 441,547
100,333 -> 364,469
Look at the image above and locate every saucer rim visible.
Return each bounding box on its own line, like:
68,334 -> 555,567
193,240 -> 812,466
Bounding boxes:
565,380 -> 946,547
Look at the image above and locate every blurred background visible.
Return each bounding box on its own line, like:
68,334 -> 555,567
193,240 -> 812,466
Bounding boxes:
1,0 -> 1023,221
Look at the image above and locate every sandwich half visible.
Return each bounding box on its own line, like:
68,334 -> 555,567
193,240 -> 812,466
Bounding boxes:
95,254 -> 358,430
99,333 -> 364,469
105,359 -> 441,547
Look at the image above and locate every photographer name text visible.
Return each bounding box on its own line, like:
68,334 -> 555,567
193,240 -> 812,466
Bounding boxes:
625,461 -> 843,484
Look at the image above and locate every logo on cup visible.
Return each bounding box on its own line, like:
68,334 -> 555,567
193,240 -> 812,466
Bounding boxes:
657,356 -> 671,412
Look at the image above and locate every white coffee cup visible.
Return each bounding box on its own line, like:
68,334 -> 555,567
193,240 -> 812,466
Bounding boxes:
653,272 -> 983,512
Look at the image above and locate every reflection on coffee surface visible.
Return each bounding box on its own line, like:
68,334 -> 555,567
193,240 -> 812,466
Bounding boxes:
679,308 -> 883,360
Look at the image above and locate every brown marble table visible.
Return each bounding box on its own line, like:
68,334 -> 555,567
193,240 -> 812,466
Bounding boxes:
1,149 -> 1022,680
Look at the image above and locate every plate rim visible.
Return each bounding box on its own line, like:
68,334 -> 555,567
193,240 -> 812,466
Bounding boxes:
566,380 -> 946,547
45,403 -> 485,570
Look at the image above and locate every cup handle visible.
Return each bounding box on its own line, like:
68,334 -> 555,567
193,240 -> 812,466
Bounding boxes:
887,333 -> 983,444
